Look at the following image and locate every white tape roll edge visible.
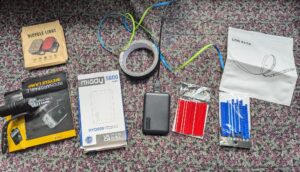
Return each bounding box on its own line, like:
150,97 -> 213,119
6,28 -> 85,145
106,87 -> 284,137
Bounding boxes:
119,40 -> 159,78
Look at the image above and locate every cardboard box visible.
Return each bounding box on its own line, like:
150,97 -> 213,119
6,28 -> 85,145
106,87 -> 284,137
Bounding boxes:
78,70 -> 127,152
21,20 -> 68,69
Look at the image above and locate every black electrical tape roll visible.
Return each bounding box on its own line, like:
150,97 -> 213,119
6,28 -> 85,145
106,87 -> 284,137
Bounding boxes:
119,40 -> 159,79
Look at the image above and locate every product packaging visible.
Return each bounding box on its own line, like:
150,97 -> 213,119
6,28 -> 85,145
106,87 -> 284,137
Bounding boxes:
172,82 -> 210,138
4,72 -> 76,153
21,20 -> 68,69
219,91 -> 251,148
78,70 -> 127,152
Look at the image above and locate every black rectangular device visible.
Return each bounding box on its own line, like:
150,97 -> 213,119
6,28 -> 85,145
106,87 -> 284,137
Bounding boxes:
142,92 -> 170,135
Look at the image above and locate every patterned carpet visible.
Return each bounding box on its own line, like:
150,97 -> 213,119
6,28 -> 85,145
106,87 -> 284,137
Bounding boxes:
0,0 -> 299,171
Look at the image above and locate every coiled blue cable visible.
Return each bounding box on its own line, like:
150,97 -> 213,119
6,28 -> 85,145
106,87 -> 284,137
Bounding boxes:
97,0 -> 225,72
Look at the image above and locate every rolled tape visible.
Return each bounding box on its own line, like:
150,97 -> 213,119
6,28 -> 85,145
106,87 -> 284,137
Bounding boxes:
119,40 -> 159,79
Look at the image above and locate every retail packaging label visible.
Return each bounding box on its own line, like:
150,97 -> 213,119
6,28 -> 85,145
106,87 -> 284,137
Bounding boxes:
219,91 -> 251,149
21,20 -> 68,69
78,70 -> 127,151
172,83 -> 211,139
5,72 -> 76,153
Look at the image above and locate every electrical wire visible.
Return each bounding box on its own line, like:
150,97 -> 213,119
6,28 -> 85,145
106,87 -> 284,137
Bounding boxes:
153,17 -> 165,92
97,0 -> 225,73
157,18 -> 164,79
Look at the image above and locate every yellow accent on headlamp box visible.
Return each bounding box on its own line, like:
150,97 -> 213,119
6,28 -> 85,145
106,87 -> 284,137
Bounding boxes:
6,116 -> 76,153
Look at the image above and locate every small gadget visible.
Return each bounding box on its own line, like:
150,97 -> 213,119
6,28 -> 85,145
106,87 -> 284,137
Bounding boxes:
143,92 -> 170,135
28,39 -> 44,55
41,36 -> 59,53
0,98 -> 40,153
142,18 -> 170,136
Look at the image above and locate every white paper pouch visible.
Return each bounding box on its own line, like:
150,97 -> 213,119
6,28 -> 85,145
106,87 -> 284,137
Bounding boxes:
220,27 -> 298,106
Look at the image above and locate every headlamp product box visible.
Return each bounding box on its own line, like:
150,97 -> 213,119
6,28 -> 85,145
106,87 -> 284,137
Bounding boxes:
21,20 -> 68,69
4,72 -> 76,153
78,70 -> 127,153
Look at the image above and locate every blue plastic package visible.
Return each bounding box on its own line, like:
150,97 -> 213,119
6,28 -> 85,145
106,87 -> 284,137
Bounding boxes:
219,92 -> 251,149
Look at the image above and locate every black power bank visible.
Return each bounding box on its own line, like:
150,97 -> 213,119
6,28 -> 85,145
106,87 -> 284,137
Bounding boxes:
142,92 -> 170,135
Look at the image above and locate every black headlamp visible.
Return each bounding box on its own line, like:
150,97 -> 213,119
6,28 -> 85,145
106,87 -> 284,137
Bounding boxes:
0,98 -> 40,154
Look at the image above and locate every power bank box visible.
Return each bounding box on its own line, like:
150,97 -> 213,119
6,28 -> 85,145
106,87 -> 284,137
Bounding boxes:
21,20 -> 68,69
78,70 -> 127,152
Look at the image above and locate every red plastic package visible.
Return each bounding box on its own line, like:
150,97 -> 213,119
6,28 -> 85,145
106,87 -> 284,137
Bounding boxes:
172,83 -> 210,138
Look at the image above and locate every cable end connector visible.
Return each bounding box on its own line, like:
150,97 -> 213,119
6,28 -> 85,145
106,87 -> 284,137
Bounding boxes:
154,79 -> 161,92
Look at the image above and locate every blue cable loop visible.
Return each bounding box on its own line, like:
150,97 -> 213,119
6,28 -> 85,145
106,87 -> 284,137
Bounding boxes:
98,13 -> 131,53
149,40 -> 173,71
213,45 -> 225,70
97,0 -> 225,72
152,0 -> 176,8
121,1 -> 176,32
159,51 -> 173,72
97,13 -> 118,51
97,1 -> 177,70
121,16 -> 132,32
97,16 -> 108,50
121,1 -> 177,32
